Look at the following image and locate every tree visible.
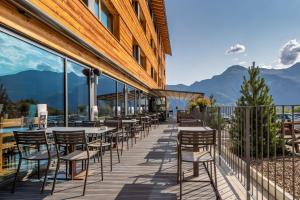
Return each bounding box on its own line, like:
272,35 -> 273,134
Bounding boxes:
231,62 -> 283,157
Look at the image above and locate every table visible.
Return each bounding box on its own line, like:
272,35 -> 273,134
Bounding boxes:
178,126 -> 213,177
47,126 -> 115,179
121,119 -> 138,124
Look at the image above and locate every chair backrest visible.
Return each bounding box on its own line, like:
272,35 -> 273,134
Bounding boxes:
53,130 -> 87,145
178,130 -> 216,146
104,119 -> 121,129
179,120 -> 203,127
14,130 -> 48,145
82,121 -> 99,127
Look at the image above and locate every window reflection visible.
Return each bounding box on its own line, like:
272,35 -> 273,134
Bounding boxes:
97,74 -> 116,118
67,61 -> 89,124
128,86 -> 135,115
101,0 -> 113,32
117,82 -> 125,116
0,31 -> 64,175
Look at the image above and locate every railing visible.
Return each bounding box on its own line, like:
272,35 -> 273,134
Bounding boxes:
202,105 -> 300,200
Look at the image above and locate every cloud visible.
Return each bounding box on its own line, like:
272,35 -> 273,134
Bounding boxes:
226,44 -> 246,54
238,61 -> 247,66
280,39 -> 300,65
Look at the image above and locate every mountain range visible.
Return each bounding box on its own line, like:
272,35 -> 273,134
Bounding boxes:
167,62 -> 300,105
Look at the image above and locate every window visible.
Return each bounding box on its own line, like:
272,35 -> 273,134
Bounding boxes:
132,0 -> 139,16
117,82 -> 125,116
97,74 -> 117,117
94,0 -> 100,18
133,39 -> 146,70
0,30 -> 65,174
140,51 -> 147,70
151,66 -> 154,79
132,0 -> 146,33
133,39 -> 140,63
101,0 -> 113,33
67,61 -> 90,124
150,38 -> 154,48
83,0 -> 89,6
84,0 -> 115,34
127,86 -> 135,115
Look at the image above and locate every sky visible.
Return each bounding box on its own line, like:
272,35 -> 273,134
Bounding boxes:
165,0 -> 300,85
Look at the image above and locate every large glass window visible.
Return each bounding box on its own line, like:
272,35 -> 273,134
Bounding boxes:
0,30 -> 64,175
128,86 -> 135,115
97,74 -> 116,118
140,93 -> 149,113
117,82 -> 125,116
67,61 -> 90,124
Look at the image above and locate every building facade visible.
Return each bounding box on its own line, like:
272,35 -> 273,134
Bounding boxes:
0,0 -> 170,178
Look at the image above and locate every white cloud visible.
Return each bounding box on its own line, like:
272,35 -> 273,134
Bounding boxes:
280,39 -> 300,65
226,44 -> 246,54
238,61 -> 247,66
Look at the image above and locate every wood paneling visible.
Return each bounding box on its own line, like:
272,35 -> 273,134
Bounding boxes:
0,0 -> 170,90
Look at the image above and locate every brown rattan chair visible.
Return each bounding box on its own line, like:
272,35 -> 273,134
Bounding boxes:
12,130 -> 56,193
51,130 -> 99,196
177,130 -> 218,199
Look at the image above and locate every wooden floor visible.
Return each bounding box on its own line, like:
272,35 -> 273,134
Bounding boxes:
0,124 -> 241,200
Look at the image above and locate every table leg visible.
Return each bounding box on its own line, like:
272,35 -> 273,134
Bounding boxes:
193,144 -> 199,177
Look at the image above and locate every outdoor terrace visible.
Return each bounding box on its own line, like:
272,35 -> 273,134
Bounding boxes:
0,123 -> 242,200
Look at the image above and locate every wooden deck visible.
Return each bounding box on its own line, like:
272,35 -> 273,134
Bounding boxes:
0,124 -> 242,200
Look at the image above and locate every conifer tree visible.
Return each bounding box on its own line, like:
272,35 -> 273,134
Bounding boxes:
231,62 -> 283,157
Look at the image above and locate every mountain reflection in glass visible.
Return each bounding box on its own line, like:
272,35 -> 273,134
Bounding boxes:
128,86 -> 135,115
0,31 -> 64,174
117,82 -> 125,116
0,31 -> 65,128
97,75 -> 117,118
67,61 -> 89,124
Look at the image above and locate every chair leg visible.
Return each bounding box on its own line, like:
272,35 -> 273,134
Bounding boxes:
121,135 -> 124,156
97,151 -> 100,163
37,160 -> 40,179
51,159 -> 60,195
41,159 -> 51,194
179,158 -> 182,200
214,161 -> 218,194
83,159 -> 89,196
65,160 -> 69,180
11,158 -> 22,193
177,148 -> 179,184
100,148 -> 104,181
116,143 -> 120,163
110,146 -> 113,171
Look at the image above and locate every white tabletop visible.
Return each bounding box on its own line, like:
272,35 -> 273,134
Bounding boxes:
178,126 -> 212,132
121,119 -> 138,123
46,126 -> 115,134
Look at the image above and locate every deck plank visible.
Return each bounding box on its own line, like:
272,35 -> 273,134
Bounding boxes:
0,124 -> 239,200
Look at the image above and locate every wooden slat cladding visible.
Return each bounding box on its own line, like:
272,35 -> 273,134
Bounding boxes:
29,0 -> 165,88
0,0 -> 170,90
0,1 -> 148,91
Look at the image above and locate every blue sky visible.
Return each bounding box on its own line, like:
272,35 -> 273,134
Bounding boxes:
165,0 -> 300,85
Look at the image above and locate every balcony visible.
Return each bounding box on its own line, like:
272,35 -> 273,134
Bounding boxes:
0,121 -> 243,199
2,105 -> 300,199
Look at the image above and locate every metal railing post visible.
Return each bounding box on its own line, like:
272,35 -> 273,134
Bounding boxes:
218,107 -> 221,166
245,107 -> 251,200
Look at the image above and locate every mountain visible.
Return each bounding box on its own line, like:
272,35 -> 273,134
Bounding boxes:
168,63 -> 300,105
0,70 -> 89,110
